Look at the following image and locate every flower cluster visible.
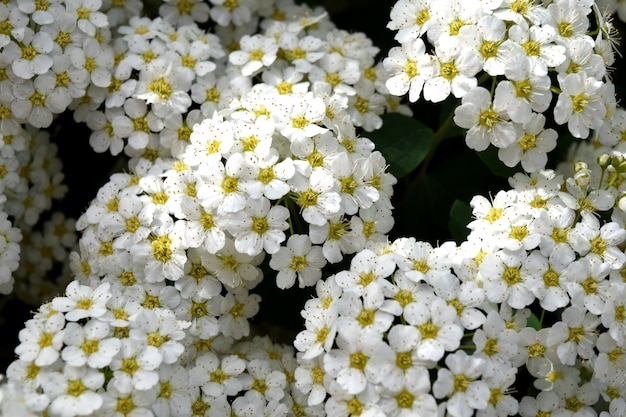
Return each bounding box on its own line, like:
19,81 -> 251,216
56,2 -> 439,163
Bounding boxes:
0,0 -> 405,413
3,0 -> 626,415
293,159 -> 626,416
383,0 -> 620,170
0,0 -> 405,302
5,278 -> 314,417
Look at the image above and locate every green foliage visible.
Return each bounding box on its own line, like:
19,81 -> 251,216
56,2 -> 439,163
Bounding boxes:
366,112 -> 434,179
448,200 -> 472,244
476,145 -> 523,178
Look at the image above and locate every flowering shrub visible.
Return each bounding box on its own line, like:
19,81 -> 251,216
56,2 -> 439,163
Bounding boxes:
0,0 -> 626,415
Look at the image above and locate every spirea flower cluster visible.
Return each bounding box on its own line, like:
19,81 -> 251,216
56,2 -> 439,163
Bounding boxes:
2,0 -> 626,414
293,156 -> 626,417
0,0 -> 406,301
0,0 -> 405,414
383,0 -> 621,169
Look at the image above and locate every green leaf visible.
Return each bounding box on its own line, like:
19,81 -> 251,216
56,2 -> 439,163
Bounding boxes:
448,199 -> 472,243
366,112 -> 434,179
527,313 -> 541,330
476,146 -> 522,178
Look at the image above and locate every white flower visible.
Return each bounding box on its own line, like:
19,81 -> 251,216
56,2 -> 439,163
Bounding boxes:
196,153 -> 253,215
51,280 -> 112,322
433,350 -> 490,417
347,79 -> 387,132
383,38 -> 435,102
601,284 -> 626,345
4,29 -> 54,80
175,295 -> 220,338
109,338 -> 162,392
151,364 -> 192,417
291,167 -> 342,227
309,214 -> 364,263
336,289 -> 394,335
308,53 -> 360,97
269,234 -> 327,289
226,197 -> 289,256
454,86 -> 517,152
493,53 -> 552,125
334,249 -> 395,297
276,91 -> 328,142
477,367 -> 519,417
12,77 -> 67,128
294,355 -> 329,406
546,0 -> 592,45
554,381 -> 600,416
277,32 -> 325,73
523,245 -> 572,312
159,0 -> 210,26
497,113 -> 558,172
218,286 -> 260,339
70,38 -> 114,88
479,249 -> 535,309
430,273 -> 486,330
209,0 -> 254,26
43,365 -> 105,417
242,358 -> 287,402
15,315 -> 65,367
183,112 -> 234,168
472,310 -> 519,377
101,192 -> 152,251
229,34 -> 278,77
131,213 -> 188,283
246,150 -> 295,201
507,21 -> 566,77
457,15 -> 512,77
563,255 -> 610,316
323,326 -> 392,395
380,366 -> 438,417
569,212 -> 626,269
403,297 -> 464,362
134,54 -> 194,118
422,43 -> 482,103
99,378 -> 157,417
519,391 -> 560,417
387,0 -> 433,43
129,308 -> 188,365
61,320 -> 120,368
65,0 -> 108,37
295,301 -> 338,360
189,351 -> 245,397
179,196 -> 226,255
547,306 -> 600,365
204,238 -> 262,288
553,72 -> 607,138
